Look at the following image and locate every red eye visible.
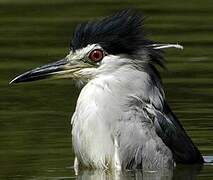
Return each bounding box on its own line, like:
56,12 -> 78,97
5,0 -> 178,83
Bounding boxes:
89,49 -> 104,62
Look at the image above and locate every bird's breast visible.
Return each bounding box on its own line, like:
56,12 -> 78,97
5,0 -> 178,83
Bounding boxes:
71,79 -> 120,168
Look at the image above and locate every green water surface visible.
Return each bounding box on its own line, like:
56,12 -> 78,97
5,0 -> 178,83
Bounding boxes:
0,0 -> 212,179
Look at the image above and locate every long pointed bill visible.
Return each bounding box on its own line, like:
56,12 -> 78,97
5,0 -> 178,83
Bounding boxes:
10,58 -> 88,84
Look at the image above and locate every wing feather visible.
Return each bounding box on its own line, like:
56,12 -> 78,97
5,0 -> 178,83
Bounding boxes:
144,101 -> 204,164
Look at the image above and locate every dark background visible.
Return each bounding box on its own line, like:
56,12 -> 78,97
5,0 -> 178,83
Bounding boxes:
0,0 -> 212,179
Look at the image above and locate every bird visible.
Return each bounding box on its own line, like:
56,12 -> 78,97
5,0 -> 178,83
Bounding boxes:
10,9 -> 204,171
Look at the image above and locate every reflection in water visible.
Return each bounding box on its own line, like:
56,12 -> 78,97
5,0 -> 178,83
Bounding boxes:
172,165 -> 202,180
75,164 -> 202,180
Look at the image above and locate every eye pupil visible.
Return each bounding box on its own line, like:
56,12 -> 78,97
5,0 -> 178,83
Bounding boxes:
89,49 -> 104,62
93,51 -> 100,59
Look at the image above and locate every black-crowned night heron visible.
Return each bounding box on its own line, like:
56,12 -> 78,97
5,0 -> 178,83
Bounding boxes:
10,9 -> 204,171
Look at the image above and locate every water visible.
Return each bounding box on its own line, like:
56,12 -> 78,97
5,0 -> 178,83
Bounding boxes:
0,0 -> 213,179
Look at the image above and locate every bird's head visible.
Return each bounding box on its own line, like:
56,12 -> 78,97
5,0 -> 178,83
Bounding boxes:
10,9 -> 182,85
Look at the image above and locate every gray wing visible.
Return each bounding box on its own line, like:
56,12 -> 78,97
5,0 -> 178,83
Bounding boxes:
144,101 -> 204,164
